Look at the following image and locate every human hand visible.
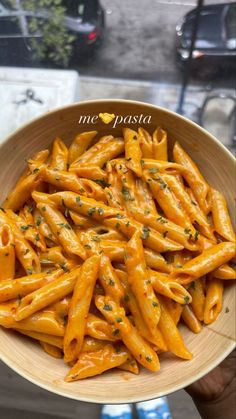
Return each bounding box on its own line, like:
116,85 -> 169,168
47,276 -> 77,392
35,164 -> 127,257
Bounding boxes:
185,349 -> 236,418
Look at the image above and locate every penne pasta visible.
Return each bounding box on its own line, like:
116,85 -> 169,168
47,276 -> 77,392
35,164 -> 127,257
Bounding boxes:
204,277 -> 223,325
17,329 -> 63,349
171,242 -> 235,284
63,255 -> 100,362
158,296 -> 192,360
99,255 -> 124,303
0,223 -> 15,281
15,267 -> 81,321
0,126 -> 234,382
125,231 -> 161,334
49,138 -> 69,171
95,295 -> 160,372
173,142 -> 211,214
65,344 -> 129,381
152,127 -> 168,161
182,305 -> 202,334
40,341 -> 63,358
149,270 -> 192,305
0,269 -> 62,303
138,127 -> 153,158
210,188 -> 235,242
68,131 -> 97,164
123,128 -> 142,177
36,202 -> 86,260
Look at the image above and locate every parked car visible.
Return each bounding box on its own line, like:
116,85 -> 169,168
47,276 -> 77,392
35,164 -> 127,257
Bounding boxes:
176,2 -> 236,64
0,0 -> 105,65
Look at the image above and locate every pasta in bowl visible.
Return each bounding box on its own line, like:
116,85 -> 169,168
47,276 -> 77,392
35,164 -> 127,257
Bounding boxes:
0,100 -> 235,403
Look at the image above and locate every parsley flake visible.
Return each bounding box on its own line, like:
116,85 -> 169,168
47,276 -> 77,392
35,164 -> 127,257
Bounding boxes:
103,304 -> 113,311
116,317 -> 122,323
141,226 -> 150,240
87,207 -> 96,217
149,168 -> 159,174
97,208 -> 104,215
184,296 -> 190,305
76,196 -> 83,206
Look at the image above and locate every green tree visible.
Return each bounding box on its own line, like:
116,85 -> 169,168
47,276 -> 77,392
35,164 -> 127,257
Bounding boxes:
8,0 -> 75,66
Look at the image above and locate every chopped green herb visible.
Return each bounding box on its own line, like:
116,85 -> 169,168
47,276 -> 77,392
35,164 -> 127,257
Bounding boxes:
141,226 -> 150,240
115,222 -> 120,229
76,196 -> 83,206
194,231 -> 199,241
184,296 -> 190,305
184,228 -> 192,239
32,168 -> 40,174
87,207 -> 96,217
84,244 -> 92,249
26,268 -> 33,275
116,317 -> 122,323
116,214 -> 125,219
91,235 -> 101,242
140,159 -> 145,168
0,207 -> 6,212
175,263 -> 183,268
60,263 -> 70,273
145,279 -> 151,285
103,304 -> 113,311
36,217 -> 42,227
97,208 -> 104,215
115,346 -> 121,353
152,301 -> 158,308
126,221 -> 130,227
20,224 -> 33,231
147,178 -> 152,182
124,294 -> 130,302
79,188 -> 85,193
225,307 -> 230,313
121,186 -> 133,201
108,279 -> 115,286
149,168 -> 159,174
35,234 -> 40,242
144,209 -> 150,215
28,206 -> 34,213
126,157 -> 132,161
41,206 -> 46,212
191,200 -> 197,206
156,216 -> 168,224
145,356 -> 152,363
94,179 -> 111,188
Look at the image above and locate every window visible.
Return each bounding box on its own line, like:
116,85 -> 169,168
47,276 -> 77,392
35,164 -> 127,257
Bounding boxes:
0,16 -> 21,36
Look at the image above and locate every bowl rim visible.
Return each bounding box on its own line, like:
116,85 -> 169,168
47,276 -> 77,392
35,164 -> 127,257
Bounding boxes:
0,98 -> 235,403
1,341 -> 235,404
0,98 -> 235,165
